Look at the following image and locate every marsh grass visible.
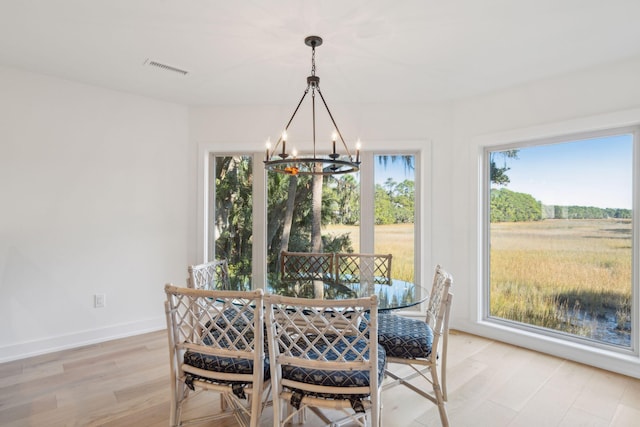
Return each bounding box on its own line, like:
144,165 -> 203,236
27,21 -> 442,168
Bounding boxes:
491,219 -> 632,345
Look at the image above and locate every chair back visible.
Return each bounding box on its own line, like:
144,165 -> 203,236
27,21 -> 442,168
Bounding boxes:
164,285 -> 265,427
188,259 -> 230,290
335,253 -> 393,285
280,251 -> 335,282
265,294 -> 381,426
426,265 -> 453,360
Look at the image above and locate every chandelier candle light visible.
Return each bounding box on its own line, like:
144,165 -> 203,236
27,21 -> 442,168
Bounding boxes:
263,36 -> 361,176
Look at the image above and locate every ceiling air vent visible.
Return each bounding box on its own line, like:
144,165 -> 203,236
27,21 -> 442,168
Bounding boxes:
144,59 -> 189,75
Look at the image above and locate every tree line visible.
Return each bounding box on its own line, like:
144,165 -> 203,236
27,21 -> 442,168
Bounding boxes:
491,188 -> 631,222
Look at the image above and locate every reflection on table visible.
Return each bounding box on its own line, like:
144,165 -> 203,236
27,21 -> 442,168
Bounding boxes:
266,277 -> 428,311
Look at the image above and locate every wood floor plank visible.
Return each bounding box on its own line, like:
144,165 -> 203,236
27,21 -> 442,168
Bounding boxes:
0,360 -> 23,378
0,394 -> 57,424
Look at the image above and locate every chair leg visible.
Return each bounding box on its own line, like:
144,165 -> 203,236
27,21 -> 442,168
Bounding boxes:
171,382 -> 189,427
169,402 -> 177,427
169,389 -> 177,427
272,397 -> 283,427
372,389 -> 381,427
430,365 -> 449,427
249,387 -> 262,427
441,362 -> 448,402
441,330 -> 449,402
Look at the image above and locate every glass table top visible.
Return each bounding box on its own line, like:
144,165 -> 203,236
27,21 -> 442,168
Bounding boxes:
266,277 -> 428,311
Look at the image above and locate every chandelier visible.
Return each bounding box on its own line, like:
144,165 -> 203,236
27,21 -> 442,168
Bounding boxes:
264,36 -> 361,176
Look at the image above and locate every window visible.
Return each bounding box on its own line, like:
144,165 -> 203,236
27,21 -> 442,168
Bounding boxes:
485,128 -> 635,349
207,151 -> 419,303
374,155 -> 415,283
208,154 -> 253,289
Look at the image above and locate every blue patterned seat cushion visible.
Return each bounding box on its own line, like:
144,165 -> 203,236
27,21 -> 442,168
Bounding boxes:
281,335 -> 386,412
184,349 -> 270,379
183,350 -> 270,398
376,313 -> 433,358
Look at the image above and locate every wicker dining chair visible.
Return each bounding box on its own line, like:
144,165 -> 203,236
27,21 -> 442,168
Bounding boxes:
164,285 -> 269,427
188,259 -> 231,290
334,253 -> 393,285
265,293 -> 383,427
378,265 -> 453,427
280,251 -> 335,282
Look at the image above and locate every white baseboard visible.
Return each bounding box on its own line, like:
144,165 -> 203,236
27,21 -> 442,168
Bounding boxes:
0,316 -> 166,363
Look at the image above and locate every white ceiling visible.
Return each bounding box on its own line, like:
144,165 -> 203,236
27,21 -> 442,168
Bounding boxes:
1,0 -> 640,107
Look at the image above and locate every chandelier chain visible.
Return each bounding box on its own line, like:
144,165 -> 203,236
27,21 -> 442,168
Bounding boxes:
312,88 -> 317,158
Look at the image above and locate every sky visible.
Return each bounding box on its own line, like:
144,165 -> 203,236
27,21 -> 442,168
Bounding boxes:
494,134 -> 633,210
374,156 -> 415,186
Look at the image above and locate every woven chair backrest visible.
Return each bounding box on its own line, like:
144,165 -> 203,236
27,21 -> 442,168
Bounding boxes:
425,264 -> 453,334
165,285 -> 264,359
335,253 -> 393,285
280,251 -> 335,282
188,259 -> 230,290
265,294 -> 378,371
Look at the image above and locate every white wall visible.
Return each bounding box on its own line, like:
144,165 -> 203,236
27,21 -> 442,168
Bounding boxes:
449,56 -> 640,378
0,66 -> 190,361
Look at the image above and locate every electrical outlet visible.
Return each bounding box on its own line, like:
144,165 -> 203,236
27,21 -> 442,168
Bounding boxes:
94,293 -> 106,308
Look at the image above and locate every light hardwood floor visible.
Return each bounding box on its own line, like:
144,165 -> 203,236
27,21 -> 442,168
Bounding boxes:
1,330 -> 639,426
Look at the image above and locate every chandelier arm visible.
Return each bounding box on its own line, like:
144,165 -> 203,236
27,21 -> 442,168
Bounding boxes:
316,88 -> 352,158
272,85 -> 310,156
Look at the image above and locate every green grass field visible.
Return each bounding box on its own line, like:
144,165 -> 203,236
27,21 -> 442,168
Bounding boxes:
490,219 -> 632,345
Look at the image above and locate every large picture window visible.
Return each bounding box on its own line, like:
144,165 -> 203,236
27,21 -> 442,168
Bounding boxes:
485,128 -> 635,349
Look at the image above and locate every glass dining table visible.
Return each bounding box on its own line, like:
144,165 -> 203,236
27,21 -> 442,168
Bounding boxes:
265,276 -> 429,311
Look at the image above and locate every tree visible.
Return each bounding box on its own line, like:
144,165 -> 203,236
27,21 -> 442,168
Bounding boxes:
490,188 -> 542,222
279,174 -> 298,255
214,156 -> 253,286
373,179 -> 415,224
374,185 -> 395,224
311,165 -> 324,252
490,150 -> 519,185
